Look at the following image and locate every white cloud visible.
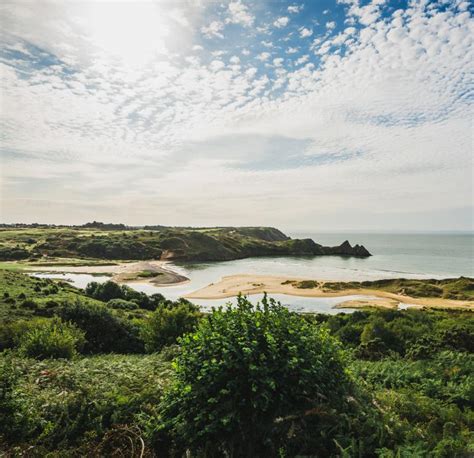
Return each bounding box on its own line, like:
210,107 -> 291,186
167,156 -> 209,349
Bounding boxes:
229,55 -> 240,64
295,55 -> 309,65
201,20 -> 224,39
273,16 -> 289,28
209,60 -> 225,71
299,27 -> 313,38
326,21 -> 336,29
288,5 -> 303,14
287,47 -> 299,54
226,1 -> 254,27
273,57 -> 284,67
256,52 -> 271,61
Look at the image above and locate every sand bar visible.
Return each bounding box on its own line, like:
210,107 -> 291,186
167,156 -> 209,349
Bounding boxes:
185,274 -> 474,310
26,260 -> 189,286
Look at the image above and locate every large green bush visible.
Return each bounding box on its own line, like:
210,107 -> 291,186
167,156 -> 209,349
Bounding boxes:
141,301 -> 200,352
58,301 -> 144,354
18,318 -> 85,359
157,295 -> 377,456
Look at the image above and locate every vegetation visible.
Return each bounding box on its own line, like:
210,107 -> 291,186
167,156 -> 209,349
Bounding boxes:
157,296 -> 379,457
141,301 -> 201,352
58,301 -> 145,354
0,223 -> 370,263
0,269 -> 473,456
18,317 -> 85,359
292,276 -> 474,301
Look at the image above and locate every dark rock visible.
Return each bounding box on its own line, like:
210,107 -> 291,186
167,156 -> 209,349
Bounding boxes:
322,240 -> 372,257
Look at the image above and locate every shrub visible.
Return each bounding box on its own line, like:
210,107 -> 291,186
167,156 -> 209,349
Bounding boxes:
18,318 -> 85,359
0,352 -> 28,440
85,281 -> 164,310
141,301 -> 200,352
20,299 -> 38,310
107,298 -> 139,310
59,301 -> 144,354
85,280 -> 124,302
158,296 -> 374,456
0,319 -> 49,350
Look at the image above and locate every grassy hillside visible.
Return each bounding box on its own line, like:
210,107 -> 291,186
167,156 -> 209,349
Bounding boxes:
0,224 -> 371,262
0,269 -> 104,322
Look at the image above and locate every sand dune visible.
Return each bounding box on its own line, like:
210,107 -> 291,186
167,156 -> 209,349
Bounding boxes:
185,274 -> 474,310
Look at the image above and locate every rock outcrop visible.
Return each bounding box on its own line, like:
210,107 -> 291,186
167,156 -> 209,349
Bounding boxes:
322,240 -> 372,258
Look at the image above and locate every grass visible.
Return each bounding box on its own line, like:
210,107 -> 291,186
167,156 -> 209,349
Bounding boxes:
0,269 -> 102,322
136,270 -> 162,278
296,280 -> 320,289
0,262 -> 24,272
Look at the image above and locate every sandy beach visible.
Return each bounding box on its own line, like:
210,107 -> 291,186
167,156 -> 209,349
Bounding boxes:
185,274 -> 474,310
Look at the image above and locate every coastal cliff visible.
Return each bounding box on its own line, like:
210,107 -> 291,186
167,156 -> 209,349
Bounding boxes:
0,224 -> 371,262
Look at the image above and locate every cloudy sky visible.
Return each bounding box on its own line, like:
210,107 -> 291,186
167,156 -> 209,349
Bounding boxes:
0,0 -> 472,231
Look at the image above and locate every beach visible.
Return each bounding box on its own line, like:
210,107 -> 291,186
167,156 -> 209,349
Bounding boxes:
185,274 -> 474,310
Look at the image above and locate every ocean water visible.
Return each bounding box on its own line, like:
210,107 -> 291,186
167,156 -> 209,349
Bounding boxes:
292,232 -> 474,279
32,233 -> 473,313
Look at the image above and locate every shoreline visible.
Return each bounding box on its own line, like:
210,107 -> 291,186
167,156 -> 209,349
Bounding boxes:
185,274 -> 474,310
24,260 -> 190,287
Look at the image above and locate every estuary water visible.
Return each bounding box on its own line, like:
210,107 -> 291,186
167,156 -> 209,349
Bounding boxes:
32,232 -> 473,314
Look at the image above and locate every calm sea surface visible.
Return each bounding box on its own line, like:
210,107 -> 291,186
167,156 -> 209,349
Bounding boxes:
34,233 -> 473,313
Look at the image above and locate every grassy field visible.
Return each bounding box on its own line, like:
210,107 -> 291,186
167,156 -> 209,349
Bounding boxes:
0,269 -> 104,322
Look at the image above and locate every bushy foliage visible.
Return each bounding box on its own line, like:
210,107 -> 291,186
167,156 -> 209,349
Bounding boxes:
58,301 -> 144,354
106,298 -> 139,310
353,351 -> 474,455
315,308 -> 474,360
0,318 -> 49,350
141,301 -> 200,352
157,295 -> 378,457
86,281 -> 165,310
18,317 -> 85,359
0,352 -> 172,452
85,280 -> 123,302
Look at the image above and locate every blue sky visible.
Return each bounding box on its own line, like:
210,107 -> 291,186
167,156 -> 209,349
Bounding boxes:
0,0 -> 472,231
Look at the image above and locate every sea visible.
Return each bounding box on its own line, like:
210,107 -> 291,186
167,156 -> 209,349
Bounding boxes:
34,232 -> 474,314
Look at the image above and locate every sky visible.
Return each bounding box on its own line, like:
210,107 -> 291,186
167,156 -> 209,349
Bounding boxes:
0,0 -> 473,232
